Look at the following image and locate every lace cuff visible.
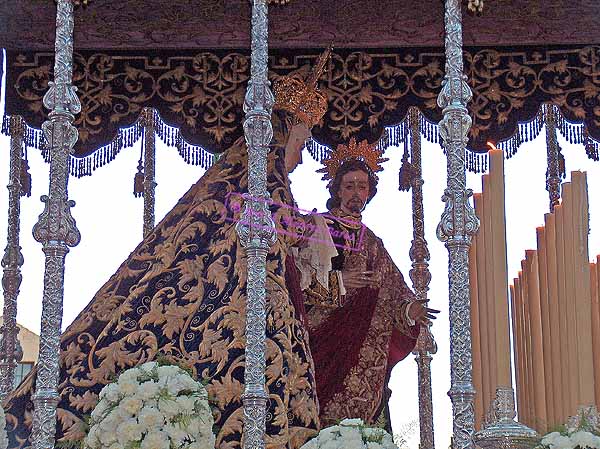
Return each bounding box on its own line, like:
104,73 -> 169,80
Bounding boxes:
393,300 -> 418,337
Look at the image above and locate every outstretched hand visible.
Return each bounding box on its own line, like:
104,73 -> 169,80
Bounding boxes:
408,300 -> 440,326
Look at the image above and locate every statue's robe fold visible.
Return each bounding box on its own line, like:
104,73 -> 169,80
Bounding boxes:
4,124 -> 320,449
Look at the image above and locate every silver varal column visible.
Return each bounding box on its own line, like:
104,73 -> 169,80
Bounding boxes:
31,0 -> 81,448
544,103 -> 562,212
408,108 -> 437,449
436,1 -> 479,449
235,1 -> 277,449
0,116 -> 26,400
141,107 -> 157,238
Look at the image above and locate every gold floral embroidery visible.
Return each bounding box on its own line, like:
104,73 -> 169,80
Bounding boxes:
4,134 -> 319,449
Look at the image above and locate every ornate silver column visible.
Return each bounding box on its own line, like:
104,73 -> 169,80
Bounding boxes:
0,116 -> 26,399
436,2 -> 479,449
543,104 -> 561,212
408,108 -> 437,449
31,1 -> 81,448
141,108 -> 157,237
235,1 -> 276,449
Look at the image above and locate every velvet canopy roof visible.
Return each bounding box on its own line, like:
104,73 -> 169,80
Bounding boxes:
1,0 -> 600,174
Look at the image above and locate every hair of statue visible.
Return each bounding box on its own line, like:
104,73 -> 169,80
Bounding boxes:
325,159 -> 378,211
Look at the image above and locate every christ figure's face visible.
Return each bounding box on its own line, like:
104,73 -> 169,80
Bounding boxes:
339,169 -> 370,215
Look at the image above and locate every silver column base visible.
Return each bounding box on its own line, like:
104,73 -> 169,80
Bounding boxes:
474,387 -> 539,449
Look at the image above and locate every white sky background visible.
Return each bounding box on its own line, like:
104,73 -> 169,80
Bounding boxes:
1,61 -> 599,449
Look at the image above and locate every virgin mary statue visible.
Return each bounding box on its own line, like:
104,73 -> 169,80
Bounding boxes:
3,58 -> 329,449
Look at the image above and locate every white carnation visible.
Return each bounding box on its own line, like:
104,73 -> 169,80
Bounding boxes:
119,367 -> 141,381
138,406 -> 165,430
340,418 -> 364,427
167,423 -> 191,446
346,440 -> 365,449
187,416 -> 210,436
554,435 -> 575,449
339,425 -> 363,444
100,383 -> 121,403
176,396 -> 196,414
118,377 -> 139,397
300,420 -> 398,449
136,381 -> 160,401
319,440 -> 340,449
194,431 -> 216,448
90,398 -> 110,422
140,361 -> 158,373
571,431 -> 598,449
157,398 -> 181,418
157,365 -> 180,378
85,425 -> 100,447
543,432 -> 563,447
170,373 -> 198,392
141,430 -> 169,449
98,424 -> 118,446
116,418 -> 143,445
120,396 -> 143,416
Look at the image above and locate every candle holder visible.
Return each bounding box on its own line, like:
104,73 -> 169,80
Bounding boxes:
474,387 -> 539,449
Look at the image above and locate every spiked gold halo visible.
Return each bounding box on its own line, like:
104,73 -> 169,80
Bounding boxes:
317,137 -> 389,186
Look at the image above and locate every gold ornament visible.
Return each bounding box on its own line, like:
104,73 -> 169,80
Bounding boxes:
273,46 -> 331,127
317,137 -> 389,186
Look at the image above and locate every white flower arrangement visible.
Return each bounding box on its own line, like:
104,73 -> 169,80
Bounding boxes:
300,418 -> 399,449
539,431 -> 600,449
0,404 -> 8,449
538,407 -> 600,449
85,362 -> 215,449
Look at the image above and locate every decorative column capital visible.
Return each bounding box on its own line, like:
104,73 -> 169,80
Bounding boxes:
436,188 -> 479,245
437,75 -> 472,110
33,196 -> 80,248
414,325 -> 438,355
140,107 -> 156,127
42,82 -> 81,117
236,199 -> 278,250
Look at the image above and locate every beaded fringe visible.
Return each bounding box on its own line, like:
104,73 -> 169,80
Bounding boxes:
3,105 -> 598,176
555,111 -> 600,162
154,110 -> 215,169
2,114 -> 144,178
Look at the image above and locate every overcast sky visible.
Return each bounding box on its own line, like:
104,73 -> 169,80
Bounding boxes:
1,61 -> 599,448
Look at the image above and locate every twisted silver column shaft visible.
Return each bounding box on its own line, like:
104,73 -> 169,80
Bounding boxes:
0,116 -> 26,400
543,104 -> 561,212
235,2 -> 276,449
142,108 -> 157,237
408,108 -> 437,449
31,1 -> 81,448
436,1 -> 479,449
